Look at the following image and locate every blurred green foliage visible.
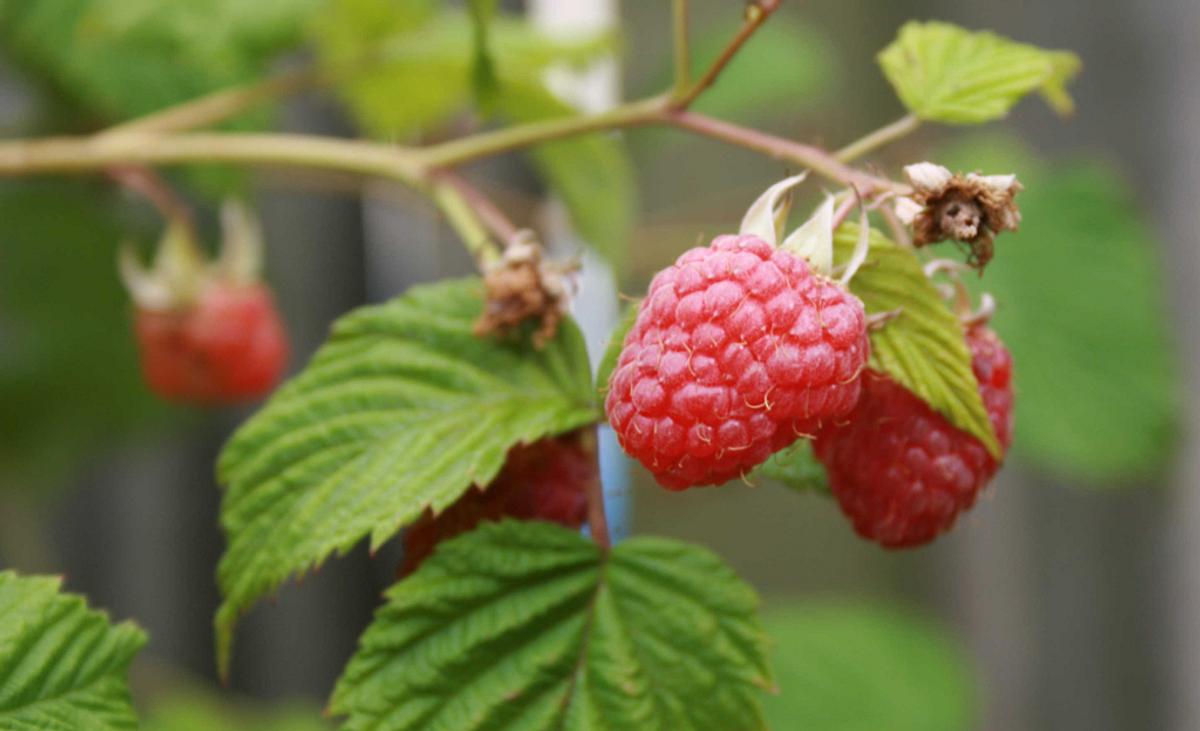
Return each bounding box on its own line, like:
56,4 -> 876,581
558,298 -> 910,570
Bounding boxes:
0,0 -> 318,124
763,601 -> 975,730
631,14 -> 834,166
941,136 -> 1180,483
498,84 -> 636,264
465,0 -> 500,111
0,182 -> 171,493
682,19 -> 836,125
311,0 -> 615,139
311,0 -> 633,262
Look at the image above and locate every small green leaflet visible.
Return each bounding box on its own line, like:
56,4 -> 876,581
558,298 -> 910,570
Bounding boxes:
762,602 -> 974,730
878,21 -> 1081,124
312,7 -> 474,140
0,571 -> 147,731
754,441 -> 828,494
595,299 -> 639,393
835,224 -> 999,457
214,278 -> 598,678
330,521 -> 774,731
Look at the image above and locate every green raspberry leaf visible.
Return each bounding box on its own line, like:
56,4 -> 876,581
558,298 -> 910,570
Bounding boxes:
755,441 -> 829,494
835,224 -> 1000,457
214,278 -> 598,678
0,571 -> 147,731
878,21 -> 1081,125
330,521 -> 773,731
763,602 -> 974,730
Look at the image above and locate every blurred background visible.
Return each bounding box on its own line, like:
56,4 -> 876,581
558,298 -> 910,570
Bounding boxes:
0,1 -> 1195,730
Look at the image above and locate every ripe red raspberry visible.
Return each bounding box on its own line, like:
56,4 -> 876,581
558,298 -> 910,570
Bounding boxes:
605,234 -> 869,490
813,326 -> 1014,548
400,432 -> 594,575
134,281 -> 289,403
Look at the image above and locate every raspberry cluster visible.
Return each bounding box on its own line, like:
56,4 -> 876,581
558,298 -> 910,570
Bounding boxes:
813,326 -> 1013,547
135,281 -> 288,404
605,234 -> 869,490
400,433 -> 594,575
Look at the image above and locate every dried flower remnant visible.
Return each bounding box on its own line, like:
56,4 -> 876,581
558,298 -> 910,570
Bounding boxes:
474,233 -> 576,347
895,162 -> 1022,269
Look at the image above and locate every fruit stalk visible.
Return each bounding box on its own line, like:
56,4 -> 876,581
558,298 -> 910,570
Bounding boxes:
665,111 -> 906,195
580,431 -> 610,549
835,114 -> 921,162
107,166 -> 198,239
428,179 -> 504,266
672,0 -> 691,95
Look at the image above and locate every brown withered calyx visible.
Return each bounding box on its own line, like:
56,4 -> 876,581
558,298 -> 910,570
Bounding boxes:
474,233 -> 576,348
896,162 -> 1023,270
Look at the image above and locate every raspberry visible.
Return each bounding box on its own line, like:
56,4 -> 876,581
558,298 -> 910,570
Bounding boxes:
122,202 -> 289,405
134,281 -> 289,404
400,432 -> 594,575
813,326 -> 1014,547
605,234 -> 869,490
969,326 -> 1014,449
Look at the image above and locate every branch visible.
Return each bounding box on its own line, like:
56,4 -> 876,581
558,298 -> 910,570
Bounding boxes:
580,431 -> 610,550
418,97 -> 665,168
0,133 -> 423,184
436,172 -> 521,246
665,111 -> 907,194
428,179 -> 503,266
107,166 -> 196,232
669,0 -> 782,109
